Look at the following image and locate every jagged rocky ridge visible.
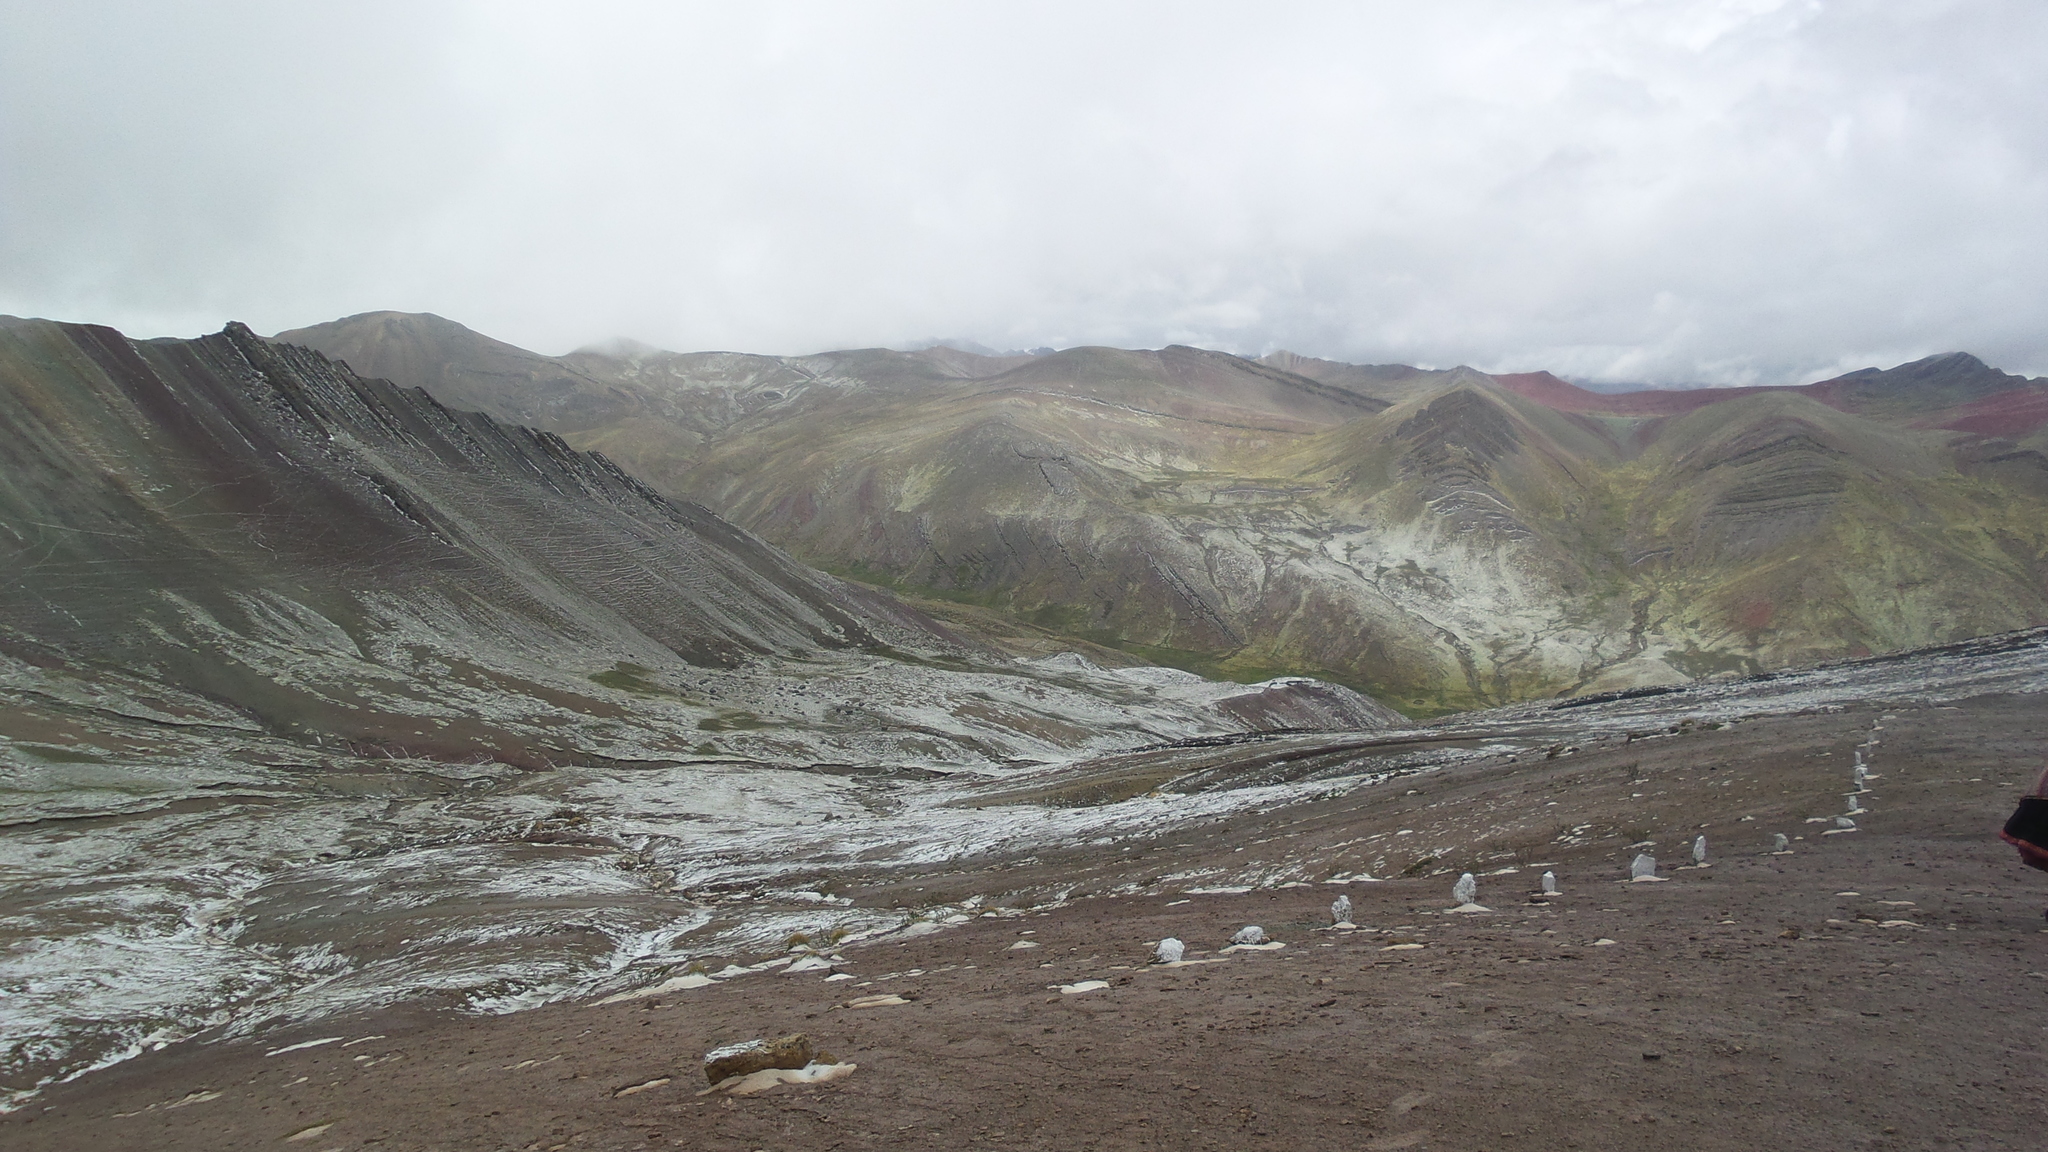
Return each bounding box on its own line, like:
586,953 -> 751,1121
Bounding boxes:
281,313 -> 2048,714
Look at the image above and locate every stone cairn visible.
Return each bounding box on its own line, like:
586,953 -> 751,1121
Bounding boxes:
1452,872 -> 1478,905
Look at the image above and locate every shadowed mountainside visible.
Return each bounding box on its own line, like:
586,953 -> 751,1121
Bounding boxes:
274,313 -> 2048,714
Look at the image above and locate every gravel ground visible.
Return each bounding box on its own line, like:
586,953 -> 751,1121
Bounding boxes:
7,692 -> 2046,1151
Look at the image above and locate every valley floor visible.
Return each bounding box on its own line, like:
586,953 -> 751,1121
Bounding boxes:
8,691 -> 2048,1149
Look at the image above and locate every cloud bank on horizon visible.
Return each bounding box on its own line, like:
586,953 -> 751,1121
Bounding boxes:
3,1 -> 2045,385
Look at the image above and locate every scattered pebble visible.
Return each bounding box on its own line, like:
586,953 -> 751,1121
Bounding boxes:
266,1038 -> 344,1057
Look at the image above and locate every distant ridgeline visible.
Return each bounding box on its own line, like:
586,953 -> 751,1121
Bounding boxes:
276,312 -> 2048,717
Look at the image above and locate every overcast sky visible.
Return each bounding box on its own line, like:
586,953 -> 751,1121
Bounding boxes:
4,1 -> 2045,383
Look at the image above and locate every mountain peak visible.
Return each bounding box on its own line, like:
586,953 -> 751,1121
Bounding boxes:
1907,350 -> 1989,372
1806,350 -> 2026,415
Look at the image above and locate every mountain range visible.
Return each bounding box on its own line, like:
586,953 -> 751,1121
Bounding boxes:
4,310 -> 2043,1107
0,317 -> 1396,785
277,312 -> 2048,714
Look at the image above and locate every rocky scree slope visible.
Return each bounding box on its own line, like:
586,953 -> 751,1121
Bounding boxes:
0,317 -> 1397,778
0,316 -> 1407,1112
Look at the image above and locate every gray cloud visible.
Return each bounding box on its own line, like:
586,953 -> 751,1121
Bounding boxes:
4,0 -> 2046,383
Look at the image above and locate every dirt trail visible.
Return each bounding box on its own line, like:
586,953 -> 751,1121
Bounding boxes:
7,695 -> 2047,1151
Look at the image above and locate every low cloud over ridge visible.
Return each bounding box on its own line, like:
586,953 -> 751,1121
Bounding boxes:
3,1 -> 2045,384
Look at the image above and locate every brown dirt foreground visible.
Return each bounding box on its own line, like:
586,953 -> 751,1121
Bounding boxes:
8,696 -> 2048,1151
